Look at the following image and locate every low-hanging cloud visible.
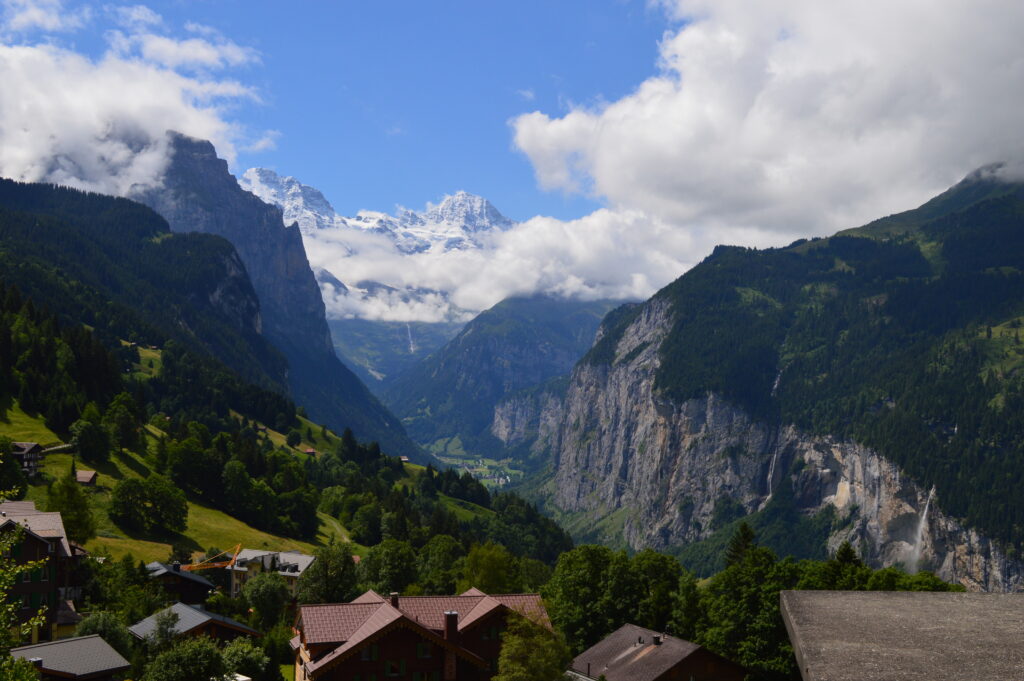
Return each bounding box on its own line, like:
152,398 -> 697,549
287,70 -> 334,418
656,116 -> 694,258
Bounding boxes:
0,1 -> 263,196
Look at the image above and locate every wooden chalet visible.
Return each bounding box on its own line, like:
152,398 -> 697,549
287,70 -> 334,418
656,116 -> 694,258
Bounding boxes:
75,469 -> 97,486
11,635 -> 130,681
11,442 -> 43,477
145,561 -> 215,604
293,588 -> 549,681
0,501 -> 86,641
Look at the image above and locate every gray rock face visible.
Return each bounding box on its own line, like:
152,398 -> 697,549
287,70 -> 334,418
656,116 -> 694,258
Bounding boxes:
133,132 -> 420,459
135,132 -> 332,356
541,297 -> 1024,591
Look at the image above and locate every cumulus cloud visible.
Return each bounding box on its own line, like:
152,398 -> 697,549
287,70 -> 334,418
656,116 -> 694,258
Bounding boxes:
3,0 -> 89,33
514,0 -> 1024,238
0,3 -> 268,196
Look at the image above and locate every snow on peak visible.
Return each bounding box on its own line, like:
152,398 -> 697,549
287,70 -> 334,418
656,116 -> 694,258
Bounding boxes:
423,191 -> 515,233
240,167 -> 342,235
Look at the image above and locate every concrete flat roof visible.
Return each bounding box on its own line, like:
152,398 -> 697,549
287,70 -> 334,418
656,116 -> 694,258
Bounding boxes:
780,591 -> 1024,681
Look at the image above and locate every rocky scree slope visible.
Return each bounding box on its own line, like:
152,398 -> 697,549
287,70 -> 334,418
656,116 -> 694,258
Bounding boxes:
518,167 -> 1024,591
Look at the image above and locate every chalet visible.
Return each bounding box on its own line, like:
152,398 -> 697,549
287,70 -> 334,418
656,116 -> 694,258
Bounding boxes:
11,442 -> 43,477
0,500 -> 85,641
566,624 -> 746,681
229,549 -> 315,599
129,602 -> 259,642
75,469 -> 98,486
146,561 -> 215,604
400,456 -> 411,463
293,588 -> 549,681
11,635 -> 130,681
780,590 -> 1024,681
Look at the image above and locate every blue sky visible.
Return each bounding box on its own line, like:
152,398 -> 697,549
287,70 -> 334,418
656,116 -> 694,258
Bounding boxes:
113,1 -> 672,221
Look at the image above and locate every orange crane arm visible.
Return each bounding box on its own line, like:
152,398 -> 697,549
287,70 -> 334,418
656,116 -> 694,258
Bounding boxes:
182,543 -> 241,571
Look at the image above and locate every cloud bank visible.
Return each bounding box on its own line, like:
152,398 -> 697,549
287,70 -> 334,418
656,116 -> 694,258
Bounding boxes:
0,0 -> 261,196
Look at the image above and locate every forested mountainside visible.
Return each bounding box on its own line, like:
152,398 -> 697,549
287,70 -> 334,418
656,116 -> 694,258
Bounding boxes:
134,132 -> 420,460
383,295 -> 617,464
0,178 -> 287,392
523,167 -> 1024,590
0,183 -> 571,559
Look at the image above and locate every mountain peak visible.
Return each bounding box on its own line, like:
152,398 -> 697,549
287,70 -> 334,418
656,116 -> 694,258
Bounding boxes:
424,191 -> 514,232
240,167 -> 341,235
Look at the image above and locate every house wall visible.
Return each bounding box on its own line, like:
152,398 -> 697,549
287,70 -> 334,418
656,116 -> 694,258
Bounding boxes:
307,625 -> 488,681
4,530 -> 59,640
458,611 -> 507,677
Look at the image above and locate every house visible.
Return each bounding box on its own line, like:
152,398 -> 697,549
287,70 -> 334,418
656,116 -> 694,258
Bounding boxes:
400,456 -> 410,463
11,442 -> 43,477
780,590 -> 1024,681
10,634 -> 130,680
566,624 -> 746,681
75,469 -> 97,486
146,561 -> 215,604
293,588 -> 549,681
0,500 -> 85,641
129,602 -> 259,642
228,549 -> 315,598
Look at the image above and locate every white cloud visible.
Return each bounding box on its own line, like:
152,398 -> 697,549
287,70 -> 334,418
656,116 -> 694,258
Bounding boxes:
243,130 -> 281,153
109,31 -> 259,70
0,2 -> 273,196
0,42 -> 253,195
514,0 -> 1024,240
516,88 -> 535,101
109,4 -> 161,30
3,0 -> 89,32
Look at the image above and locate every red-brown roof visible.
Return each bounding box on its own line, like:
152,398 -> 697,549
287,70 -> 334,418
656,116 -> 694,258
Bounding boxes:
300,602 -> 382,644
297,589 -> 549,678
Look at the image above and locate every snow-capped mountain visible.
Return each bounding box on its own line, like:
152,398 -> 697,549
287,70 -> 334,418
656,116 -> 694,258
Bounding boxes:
240,167 -> 515,254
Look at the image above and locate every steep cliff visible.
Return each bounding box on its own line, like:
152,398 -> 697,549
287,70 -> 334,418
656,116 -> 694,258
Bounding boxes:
134,132 -> 420,458
534,169 -> 1024,591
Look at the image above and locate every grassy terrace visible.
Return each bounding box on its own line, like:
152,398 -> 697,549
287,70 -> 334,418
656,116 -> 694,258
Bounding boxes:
3,401 -> 357,564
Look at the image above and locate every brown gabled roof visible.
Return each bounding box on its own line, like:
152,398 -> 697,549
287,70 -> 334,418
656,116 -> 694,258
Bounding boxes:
570,624 -> 730,681
304,602 -> 486,677
300,602 -> 382,644
297,589 -> 548,679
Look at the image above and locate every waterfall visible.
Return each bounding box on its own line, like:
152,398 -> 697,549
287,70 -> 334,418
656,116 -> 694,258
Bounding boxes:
406,323 -> 417,354
908,487 -> 935,573
766,448 -> 779,497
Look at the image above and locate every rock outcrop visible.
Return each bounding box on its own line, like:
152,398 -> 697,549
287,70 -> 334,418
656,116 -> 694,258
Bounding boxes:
540,297 -> 1024,592
134,132 -> 420,459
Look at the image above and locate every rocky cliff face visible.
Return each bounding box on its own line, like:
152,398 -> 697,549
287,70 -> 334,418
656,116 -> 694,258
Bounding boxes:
135,132 -> 332,355
134,132 -> 420,459
542,298 -> 1024,592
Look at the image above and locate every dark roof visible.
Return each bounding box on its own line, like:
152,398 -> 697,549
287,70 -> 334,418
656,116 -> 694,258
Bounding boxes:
11,635 -> 130,679
569,624 -> 705,681
146,561 -> 215,587
129,602 -> 258,640
781,590 -> 1024,681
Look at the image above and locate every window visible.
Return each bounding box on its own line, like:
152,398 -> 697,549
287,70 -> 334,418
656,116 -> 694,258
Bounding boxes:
22,570 -> 29,583
416,642 -> 431,659
385,660 -> 400,677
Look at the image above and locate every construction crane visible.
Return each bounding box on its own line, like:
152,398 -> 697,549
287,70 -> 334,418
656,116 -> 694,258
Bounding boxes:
181,543 -> 242,571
